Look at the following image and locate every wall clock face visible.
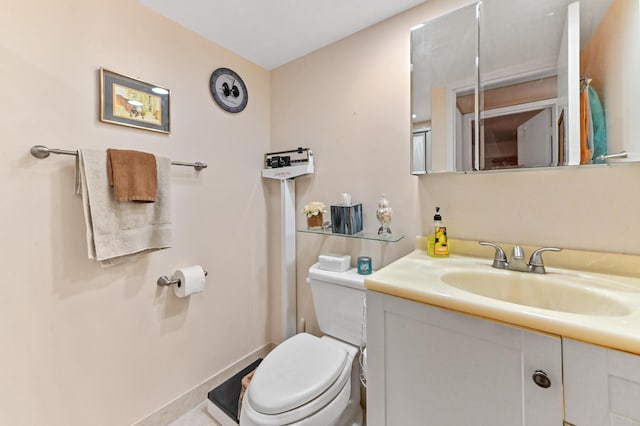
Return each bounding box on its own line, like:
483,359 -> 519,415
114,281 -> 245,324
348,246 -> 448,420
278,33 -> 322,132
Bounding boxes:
209,67 -> 248,113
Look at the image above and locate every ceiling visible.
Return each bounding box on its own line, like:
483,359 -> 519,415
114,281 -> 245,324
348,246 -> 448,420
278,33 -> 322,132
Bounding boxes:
136,0 -> 429,70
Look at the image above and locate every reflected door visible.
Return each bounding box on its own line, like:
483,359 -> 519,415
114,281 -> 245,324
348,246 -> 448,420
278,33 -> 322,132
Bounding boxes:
518,109 -> 553,167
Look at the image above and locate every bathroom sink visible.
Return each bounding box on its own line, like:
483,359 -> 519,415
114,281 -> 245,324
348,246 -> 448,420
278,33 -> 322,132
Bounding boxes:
365,248 -> 640,355
440,270 -> 631,316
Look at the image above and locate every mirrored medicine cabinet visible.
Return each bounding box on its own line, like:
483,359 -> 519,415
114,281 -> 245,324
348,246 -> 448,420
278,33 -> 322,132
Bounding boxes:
410,0 -> 640,174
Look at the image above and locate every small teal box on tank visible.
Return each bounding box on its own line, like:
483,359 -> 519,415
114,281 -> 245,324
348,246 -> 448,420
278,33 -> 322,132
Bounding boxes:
357,256 -> 372,275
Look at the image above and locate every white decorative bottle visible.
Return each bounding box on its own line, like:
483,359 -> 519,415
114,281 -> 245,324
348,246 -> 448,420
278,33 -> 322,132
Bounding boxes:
376,194 -> 393,236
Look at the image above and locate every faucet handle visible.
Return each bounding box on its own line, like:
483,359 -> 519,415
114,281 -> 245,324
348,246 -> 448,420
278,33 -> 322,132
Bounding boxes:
529,247 -> 562,273
479,241 -> 508,269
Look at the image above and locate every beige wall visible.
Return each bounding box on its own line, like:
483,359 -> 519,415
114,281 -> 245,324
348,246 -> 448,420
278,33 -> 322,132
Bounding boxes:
5,0 -> 640,424
272,0 -> 640,338
431,86 -> 449,172
0,0 -> 271,425
582,0 -> 640,158
271,0 -> 475,339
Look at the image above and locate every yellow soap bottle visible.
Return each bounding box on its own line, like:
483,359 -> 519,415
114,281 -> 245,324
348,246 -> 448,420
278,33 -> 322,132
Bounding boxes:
427,207 -> 449,257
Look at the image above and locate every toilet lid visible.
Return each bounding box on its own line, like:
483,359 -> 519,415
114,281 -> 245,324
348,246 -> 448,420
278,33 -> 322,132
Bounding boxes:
247,333 -> 348,415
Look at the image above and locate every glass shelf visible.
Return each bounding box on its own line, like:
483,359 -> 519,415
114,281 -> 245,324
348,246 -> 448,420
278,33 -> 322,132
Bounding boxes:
297,227 -> 404,242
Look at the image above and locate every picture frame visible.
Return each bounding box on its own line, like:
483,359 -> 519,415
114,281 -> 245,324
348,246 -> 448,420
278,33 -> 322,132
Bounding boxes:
100,68 -> 170,134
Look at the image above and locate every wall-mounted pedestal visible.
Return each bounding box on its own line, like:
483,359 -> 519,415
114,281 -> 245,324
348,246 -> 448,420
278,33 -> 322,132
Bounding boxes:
262,148 -> 314,341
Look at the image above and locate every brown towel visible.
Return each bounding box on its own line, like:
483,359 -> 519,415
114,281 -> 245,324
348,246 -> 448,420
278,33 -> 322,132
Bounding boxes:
107,149 -> 158,202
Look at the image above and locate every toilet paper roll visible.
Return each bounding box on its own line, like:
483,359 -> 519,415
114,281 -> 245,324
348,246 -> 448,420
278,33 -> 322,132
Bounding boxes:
173,265 -> 206,298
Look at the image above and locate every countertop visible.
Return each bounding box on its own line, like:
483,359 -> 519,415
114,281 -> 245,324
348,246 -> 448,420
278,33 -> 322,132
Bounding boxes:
365,249 -> 640,355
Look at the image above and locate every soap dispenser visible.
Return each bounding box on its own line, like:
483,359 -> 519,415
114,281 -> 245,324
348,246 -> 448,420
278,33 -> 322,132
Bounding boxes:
427,207 -> 449,257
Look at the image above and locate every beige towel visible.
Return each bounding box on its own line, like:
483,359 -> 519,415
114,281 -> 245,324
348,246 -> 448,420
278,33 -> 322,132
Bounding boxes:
75,149 -> 171,266
107,148 -> 158,202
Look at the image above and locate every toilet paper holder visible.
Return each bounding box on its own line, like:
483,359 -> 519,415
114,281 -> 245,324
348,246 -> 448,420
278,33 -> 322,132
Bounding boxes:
157,269 -> 208,287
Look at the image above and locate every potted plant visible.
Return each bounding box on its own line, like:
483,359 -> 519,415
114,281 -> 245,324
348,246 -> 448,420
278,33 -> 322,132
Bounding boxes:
303,201 -> 326,229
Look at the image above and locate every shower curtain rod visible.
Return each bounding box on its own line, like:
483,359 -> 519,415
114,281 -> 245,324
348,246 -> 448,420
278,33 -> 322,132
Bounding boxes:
29,145 -> 207,171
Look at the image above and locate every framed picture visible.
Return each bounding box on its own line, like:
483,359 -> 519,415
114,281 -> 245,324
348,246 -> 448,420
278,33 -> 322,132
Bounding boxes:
100,68 -> 170,134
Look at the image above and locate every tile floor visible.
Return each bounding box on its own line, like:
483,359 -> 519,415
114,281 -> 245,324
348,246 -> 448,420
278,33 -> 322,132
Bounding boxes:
168,402 -> 220,426
168,399 -> 368,426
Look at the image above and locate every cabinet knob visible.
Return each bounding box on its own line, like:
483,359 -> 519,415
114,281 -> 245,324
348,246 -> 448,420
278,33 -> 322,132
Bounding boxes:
532,370 -> 551,388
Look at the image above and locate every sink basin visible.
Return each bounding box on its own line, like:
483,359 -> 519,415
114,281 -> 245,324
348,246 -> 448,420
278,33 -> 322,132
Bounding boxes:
440,270 -> 631,316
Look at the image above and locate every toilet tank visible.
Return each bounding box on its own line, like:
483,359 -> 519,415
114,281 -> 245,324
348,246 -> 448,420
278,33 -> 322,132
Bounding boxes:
307,263 -> 366,346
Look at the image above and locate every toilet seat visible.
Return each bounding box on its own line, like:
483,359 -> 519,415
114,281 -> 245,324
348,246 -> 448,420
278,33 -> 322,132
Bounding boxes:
240,333 -> 354,426
240,372 -> 351,426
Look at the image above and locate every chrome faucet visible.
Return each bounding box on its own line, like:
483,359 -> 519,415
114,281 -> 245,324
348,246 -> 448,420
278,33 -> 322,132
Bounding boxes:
479,241 -> 561,274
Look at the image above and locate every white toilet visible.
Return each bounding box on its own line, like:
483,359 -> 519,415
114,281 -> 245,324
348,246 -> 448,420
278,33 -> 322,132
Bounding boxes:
239,263 -> 365,426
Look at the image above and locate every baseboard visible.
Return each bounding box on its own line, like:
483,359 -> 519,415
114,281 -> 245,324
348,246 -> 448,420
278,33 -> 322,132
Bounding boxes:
133,343 -> 274,426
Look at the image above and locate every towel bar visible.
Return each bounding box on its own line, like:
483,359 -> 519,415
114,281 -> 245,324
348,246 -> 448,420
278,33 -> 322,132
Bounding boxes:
594,150 -> 627,161
157,270 -> 208,287
30,145 -> 207,171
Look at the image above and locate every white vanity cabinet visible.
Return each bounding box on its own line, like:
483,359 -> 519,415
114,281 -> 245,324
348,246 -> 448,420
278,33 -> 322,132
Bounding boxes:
563,339 -> 640,426
366,291 -> 564,426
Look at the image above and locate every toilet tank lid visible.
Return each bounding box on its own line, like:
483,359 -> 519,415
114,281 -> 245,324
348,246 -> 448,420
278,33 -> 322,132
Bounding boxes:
308,263 -> 365,290
247,333 -> 348,415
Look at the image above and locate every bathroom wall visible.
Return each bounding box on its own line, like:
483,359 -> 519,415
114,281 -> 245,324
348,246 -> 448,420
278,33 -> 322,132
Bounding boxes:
0,0 -> 271,425
5,0 -> 639,423
272,0 -> 640,338
270,0 -> 475,339
582,0 -> 640,158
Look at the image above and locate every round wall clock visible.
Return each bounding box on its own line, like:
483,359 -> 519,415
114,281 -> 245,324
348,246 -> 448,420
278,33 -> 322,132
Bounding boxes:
209,67 -> 248,113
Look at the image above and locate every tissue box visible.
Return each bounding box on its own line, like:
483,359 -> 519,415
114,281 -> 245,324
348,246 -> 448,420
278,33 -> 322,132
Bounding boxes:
331,203 -> 363,235
318,254 -> 351,272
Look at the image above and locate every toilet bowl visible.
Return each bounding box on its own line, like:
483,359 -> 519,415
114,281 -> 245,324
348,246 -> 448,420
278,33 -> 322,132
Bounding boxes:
239,264 -> 365,426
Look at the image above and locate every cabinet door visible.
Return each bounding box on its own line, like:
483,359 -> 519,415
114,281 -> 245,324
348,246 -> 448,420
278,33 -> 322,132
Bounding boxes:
366,291 -> 563,426
564,338 -> 640,426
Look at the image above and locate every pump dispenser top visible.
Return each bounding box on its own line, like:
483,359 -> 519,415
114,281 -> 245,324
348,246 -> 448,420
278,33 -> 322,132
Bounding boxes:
433,207 -> 442,227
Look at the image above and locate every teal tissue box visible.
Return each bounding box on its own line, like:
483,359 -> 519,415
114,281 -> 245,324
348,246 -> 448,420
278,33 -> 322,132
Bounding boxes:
330,203 -> 363,235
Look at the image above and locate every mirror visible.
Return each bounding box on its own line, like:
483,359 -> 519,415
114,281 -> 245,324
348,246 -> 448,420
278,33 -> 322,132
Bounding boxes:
411,0 -> 640,173
411,3 -> 478,173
